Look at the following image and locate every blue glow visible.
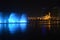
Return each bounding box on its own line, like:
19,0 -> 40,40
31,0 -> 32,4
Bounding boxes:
20,14 -> 27,23
0,13 -> 3,34
8,24 -> 17,34
20,14 -> 27,32
0,18 -> 3,29
8,13 -> 18,23
20,24 -> 27,32
41,25 -> 46,36
4,19 -> 7,28
8,13 -> 18,34
4,17 -> 8,23
4,16 -> 9,30
0,12 -> 28,34
0,13 -> 3,23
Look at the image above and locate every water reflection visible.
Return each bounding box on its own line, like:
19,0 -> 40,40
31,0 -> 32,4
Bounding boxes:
8,24 -> 18,34
41,25 -> 46,36
20,23 -> 27,32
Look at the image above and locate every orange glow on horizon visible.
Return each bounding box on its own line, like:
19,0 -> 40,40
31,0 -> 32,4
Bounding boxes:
40,12 -> 51,30
28,12 -> 59,30
41,12 -> 51,20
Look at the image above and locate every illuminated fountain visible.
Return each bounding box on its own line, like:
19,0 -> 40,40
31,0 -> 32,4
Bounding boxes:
0,12 -> 27,34
0,12 -> 60,35
19,14 -> 27,32
0,12 -> 3,34
8,13 -> 19,34
8,13 -> 27,34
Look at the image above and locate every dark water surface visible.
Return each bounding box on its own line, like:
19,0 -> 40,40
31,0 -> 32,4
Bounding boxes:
0,20 -> 60,40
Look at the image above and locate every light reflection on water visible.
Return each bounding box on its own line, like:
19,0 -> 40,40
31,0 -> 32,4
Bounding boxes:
41,24 -> 47,36
0,13 -> 60,37
0,21 -> 60,38
20,23 -> 27,32
8,24 -> 18,34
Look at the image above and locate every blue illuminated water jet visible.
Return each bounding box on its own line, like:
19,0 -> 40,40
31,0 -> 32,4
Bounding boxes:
19,14 -> 27,32
3,16 -> 9,31
0,12 -> 28,34
8,13 -> 18,34
0,13 -> 3,34
8,13 -> 18,23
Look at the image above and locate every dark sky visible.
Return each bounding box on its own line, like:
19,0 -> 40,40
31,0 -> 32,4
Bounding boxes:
0,0 -> 59,16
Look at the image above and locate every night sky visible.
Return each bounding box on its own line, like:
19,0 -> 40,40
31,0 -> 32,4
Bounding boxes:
0,0 -> 59,16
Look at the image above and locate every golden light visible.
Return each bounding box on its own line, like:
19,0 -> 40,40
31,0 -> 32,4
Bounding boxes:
40,12 -> 51,30
41,12 -> 51,20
